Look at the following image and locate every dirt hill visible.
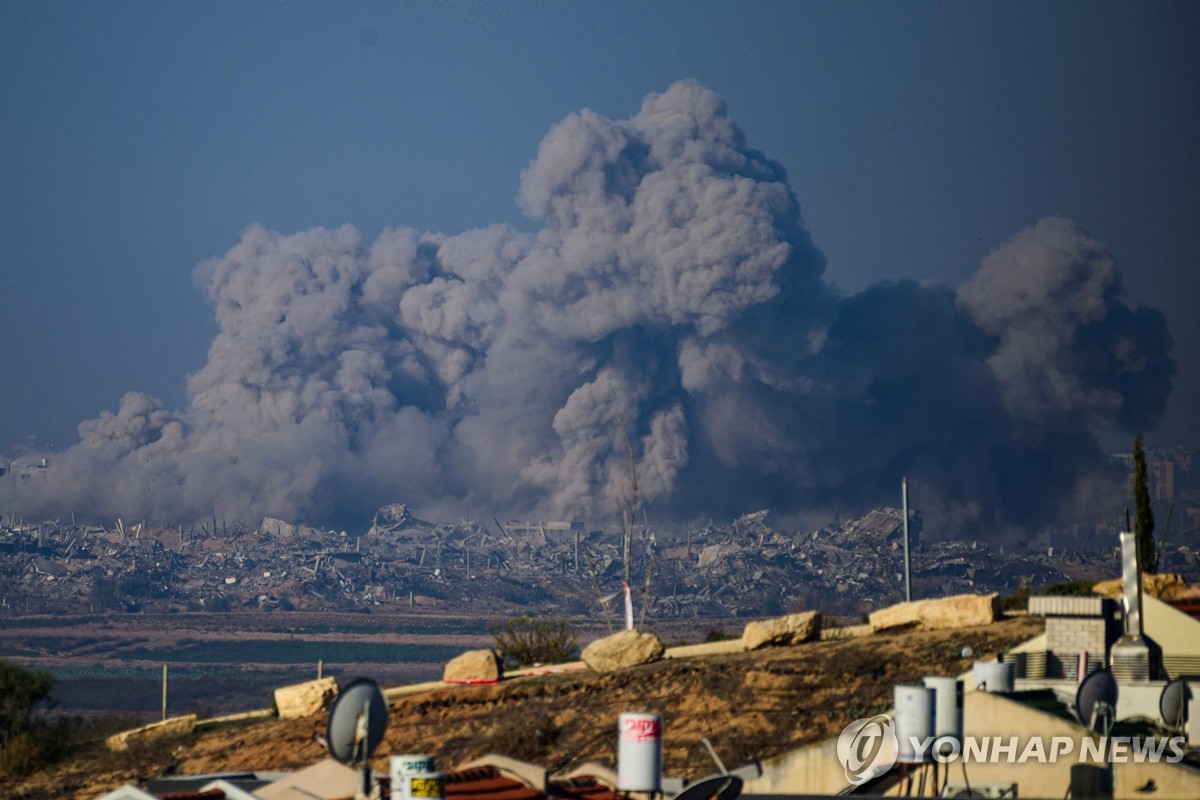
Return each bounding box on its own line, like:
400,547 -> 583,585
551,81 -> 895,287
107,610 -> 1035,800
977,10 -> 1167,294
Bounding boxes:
6,616 -> 1042,799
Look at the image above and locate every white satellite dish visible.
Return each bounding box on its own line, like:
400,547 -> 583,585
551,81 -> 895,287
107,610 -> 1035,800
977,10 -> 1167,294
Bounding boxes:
1074,669 -> 1118,734
1159,678 -> 1190,733
672,774 -> 743,800
326,678 -> 389,766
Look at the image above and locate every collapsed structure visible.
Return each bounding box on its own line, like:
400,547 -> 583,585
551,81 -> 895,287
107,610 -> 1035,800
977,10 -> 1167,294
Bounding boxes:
2,505 -> 1197,619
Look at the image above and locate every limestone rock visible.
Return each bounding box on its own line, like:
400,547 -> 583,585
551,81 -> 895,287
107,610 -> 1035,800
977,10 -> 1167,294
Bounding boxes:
443,649 -> 503,683
870,593 -> 1000,632
106,715 -> 197,752
274,677 -> 338,719
1093,573 -> 1187,601
742,611 -> 822,650
581,629 -> 665,673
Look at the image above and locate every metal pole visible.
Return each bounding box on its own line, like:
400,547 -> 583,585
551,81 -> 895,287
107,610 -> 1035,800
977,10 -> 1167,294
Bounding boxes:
902,477 -> 912,603
162,664 -> 168,721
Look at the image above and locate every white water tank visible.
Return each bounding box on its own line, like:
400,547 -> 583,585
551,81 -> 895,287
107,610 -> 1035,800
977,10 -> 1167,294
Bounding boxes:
894,686 -> 934,763
390,754 -> 443,800
973,661 -> 1014,693
923,677 -> 964,754
617,712 -> 662,792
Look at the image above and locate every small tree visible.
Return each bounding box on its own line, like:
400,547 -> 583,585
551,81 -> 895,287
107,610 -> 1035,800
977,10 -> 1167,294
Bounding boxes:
0,660 -> 58,776
612,414 -> 655,628
0,660 -> 56,746
616,416 -> 639,588
491,615 -> 579,670
1133,434 -> 1157,574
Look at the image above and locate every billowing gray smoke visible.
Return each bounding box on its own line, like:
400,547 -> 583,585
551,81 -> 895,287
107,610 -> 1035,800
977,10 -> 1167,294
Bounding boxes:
0,81 -> 1174,534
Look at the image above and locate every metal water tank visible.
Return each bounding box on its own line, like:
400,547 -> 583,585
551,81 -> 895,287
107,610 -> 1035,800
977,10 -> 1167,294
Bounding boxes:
973,661 -> 1014,693
894,686 -> 934,763
923,677 -> 963,756
617,712 -> 663,792
390,754 -> 443,800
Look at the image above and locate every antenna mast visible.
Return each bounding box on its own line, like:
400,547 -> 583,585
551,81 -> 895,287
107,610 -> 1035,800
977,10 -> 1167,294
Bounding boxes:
902,477 -> 912,603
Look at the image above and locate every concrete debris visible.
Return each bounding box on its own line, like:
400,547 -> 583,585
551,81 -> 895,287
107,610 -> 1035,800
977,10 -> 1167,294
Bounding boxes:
0,504 -> 1196,619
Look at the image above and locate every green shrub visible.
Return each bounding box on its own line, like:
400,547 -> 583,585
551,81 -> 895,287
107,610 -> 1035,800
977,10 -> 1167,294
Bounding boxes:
0,660 -> 60,777
490,615 -> 578,670
1042,579 -> 1097,596
1001,579 -> 1096,612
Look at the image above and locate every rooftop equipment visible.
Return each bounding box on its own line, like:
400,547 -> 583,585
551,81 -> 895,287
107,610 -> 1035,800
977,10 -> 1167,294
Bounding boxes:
617,712 -> 663,792
972,661 -> 1013,693
923,677 -> 963,757
389,755 -> 444,800
1159,678 -> 1190,735
1073,668 -> 1118,734
326,678 -> 389,800
894,685 -> 934,763
1111,531 -> 1155,682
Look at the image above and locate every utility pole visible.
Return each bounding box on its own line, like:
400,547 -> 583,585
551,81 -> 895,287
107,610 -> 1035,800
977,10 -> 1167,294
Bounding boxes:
902,477 -> 912,603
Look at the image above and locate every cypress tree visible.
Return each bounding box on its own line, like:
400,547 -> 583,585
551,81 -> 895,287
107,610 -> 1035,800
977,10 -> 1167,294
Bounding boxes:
1132,434 -> 1157,573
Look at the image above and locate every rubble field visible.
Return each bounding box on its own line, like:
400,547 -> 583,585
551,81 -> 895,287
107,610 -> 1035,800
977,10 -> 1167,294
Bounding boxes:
6,505 -> 1191,620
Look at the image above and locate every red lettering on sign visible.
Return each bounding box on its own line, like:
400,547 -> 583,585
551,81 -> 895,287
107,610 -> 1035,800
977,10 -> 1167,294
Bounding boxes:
622,717 -> 662,743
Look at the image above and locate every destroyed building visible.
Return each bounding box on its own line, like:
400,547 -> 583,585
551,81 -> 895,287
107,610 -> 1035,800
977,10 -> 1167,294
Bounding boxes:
3,502 -> 1194,620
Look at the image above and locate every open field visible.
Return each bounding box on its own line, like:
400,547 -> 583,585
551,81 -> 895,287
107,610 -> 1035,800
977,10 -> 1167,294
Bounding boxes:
0,611 -> 754,716
0,611 -> 498,716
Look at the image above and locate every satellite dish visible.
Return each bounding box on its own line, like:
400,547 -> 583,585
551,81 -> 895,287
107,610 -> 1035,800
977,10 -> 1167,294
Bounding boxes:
671,775 -> 743,800
1160,678 -> 1190,732
326,678 -> 388,766
1074,669 -> 1118,734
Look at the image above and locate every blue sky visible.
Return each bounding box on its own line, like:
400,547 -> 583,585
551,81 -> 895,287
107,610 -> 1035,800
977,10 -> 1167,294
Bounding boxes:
2,0 -> 1197,454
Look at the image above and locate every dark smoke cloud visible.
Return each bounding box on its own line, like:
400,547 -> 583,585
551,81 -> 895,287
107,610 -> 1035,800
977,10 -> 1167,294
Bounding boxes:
0,82 -> 1174,534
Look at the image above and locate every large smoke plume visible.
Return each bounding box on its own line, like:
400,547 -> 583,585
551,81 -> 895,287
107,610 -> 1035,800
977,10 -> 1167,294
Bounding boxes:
1,81 -> 1174,535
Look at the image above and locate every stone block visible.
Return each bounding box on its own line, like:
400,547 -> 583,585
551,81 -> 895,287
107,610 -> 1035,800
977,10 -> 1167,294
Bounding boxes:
1092,573 -> 1188,601
107,715 -> 197,752
443,649 -> 503,683
742,611 -> 822,650
274,677 -> 338,719
870,593 -> 1000,632
581,629 -> 664,673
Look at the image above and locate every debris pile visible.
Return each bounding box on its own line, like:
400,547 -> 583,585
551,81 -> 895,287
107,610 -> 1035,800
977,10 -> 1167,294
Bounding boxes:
0,506 -> 1195,618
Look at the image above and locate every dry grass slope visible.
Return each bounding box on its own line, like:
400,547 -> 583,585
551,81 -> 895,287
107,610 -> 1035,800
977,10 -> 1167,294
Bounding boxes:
6,616 -> 1043,800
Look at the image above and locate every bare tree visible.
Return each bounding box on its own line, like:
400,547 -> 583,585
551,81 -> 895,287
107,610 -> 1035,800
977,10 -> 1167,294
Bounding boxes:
616,415 -> 639,588
613,414 -> 654,628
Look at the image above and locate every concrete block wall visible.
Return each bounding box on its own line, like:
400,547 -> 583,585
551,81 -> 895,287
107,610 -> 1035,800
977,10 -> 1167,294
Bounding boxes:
1029,595 -> 1118,680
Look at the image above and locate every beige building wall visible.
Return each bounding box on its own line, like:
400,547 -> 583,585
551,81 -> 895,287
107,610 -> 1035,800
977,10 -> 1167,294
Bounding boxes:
744,685 -> 1200,798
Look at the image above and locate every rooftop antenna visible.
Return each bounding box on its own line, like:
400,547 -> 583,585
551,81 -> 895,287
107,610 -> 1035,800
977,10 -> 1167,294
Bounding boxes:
902,477 -> 912,603
326,678 -> 389,800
